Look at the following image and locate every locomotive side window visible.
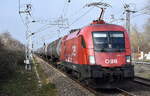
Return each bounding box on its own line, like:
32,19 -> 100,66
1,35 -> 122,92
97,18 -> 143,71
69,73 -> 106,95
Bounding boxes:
81,36 -> 86,48
93,31 -> 125,52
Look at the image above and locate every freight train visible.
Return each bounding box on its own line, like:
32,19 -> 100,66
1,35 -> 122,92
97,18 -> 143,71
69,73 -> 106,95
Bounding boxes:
38,19 -> 134,88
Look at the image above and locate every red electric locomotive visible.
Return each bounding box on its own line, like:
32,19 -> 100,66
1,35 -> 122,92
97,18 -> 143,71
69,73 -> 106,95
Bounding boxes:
39,5 -> 134,88
39,19 -> 134,88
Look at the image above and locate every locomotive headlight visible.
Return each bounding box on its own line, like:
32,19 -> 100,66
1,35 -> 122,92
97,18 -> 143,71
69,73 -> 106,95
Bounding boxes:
126,56 -> 131,63
89,56 -> 95,65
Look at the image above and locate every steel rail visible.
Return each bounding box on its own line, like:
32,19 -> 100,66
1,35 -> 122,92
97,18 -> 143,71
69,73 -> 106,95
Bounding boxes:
116,88 -> 136,96
133,61 -> 150,65
37,55 -> 138,96
36,55 -> 99,96
134,76 -> 150,87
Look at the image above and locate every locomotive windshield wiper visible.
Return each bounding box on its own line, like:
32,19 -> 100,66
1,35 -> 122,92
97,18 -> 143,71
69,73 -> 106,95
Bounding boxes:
94,48 -> 106,52
119,48 -> 125,52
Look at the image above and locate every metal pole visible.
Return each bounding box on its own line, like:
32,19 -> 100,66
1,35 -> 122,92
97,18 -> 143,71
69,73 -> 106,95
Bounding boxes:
25,15 -> 32,71
125,4 -> 130,35
125,4 -> 136,36
19,4 -> 33,71
127,10 -> 130,35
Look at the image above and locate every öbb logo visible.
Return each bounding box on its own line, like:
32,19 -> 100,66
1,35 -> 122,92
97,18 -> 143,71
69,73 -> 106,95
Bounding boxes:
105,59 -> 118,64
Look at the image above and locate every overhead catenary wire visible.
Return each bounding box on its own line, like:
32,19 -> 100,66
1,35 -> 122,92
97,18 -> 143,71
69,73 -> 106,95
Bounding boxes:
120,0 -> 126,8
69,7 -> 94,26
137,11 -> 150,15
68,0 -> 99,18
35,31 -> 59,44
68,6 -> 85,18
18,0 -> 28,29
21,0 -> 150,50
131,5 -> 150,19
31,25 -> 52,36
108,10 -> 126,23
137,6 -> 150,12
131,12 -> 150,20
51,0 -> 71,38
68,0 -> 105,18
109,18 -> 125,23
67,1 -> 91,25
61,0 -> 69,18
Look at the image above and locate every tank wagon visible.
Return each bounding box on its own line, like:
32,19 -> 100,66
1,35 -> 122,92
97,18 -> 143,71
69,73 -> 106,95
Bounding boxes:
39,20 -> 134,88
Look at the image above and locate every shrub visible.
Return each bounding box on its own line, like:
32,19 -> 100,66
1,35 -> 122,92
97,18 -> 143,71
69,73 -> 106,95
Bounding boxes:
0,32 -> 25,80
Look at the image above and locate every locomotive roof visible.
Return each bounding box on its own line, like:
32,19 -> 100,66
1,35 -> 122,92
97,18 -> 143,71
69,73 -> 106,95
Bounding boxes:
82,23 -> 126,31
87,23 -> 125,28
65,23 -> 126,40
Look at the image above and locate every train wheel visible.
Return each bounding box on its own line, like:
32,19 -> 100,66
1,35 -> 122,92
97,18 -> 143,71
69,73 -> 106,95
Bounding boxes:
76,72 -> 81,80
81,79 -> 92,85
72,71 -> 81,80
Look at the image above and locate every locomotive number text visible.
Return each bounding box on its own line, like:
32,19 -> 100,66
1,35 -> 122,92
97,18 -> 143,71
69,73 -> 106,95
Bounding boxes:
105,59 -> 118,64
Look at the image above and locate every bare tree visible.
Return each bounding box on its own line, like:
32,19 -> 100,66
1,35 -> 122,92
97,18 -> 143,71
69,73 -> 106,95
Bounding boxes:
0,32 -> 25,80
0,32 -> 25,51
142,19 -> 150,53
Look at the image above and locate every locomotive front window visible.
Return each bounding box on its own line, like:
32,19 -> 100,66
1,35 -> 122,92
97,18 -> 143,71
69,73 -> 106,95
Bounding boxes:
93,31 -> 125,52
110,32 -> 125,49
93,32 -> 108,49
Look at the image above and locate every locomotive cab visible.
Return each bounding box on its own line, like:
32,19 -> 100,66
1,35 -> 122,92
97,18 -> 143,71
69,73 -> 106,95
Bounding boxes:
79,23 -> 134,85
92,31 -> 129,67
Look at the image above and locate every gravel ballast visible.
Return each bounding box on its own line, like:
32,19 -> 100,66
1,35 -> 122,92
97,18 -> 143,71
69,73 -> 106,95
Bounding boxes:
35,56 -> 95,96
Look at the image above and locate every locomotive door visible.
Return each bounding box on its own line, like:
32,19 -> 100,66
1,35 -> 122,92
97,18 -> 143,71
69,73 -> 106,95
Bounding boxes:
77,36 -> 86,64
71,38 -> 78,64
71,37 -> 84,64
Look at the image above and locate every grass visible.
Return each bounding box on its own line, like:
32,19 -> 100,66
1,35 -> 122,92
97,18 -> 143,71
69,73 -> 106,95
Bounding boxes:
0,66 -> 38,96
36,62 -> 49,84
0,63 -> 57,96
134,64 -> 150,79
38,83 -> 57,96
32,57 -> 51,84
134,59 -> 150,62
33,57 -> 58,96
135,73 -> 150,79
0,33 -> 57,96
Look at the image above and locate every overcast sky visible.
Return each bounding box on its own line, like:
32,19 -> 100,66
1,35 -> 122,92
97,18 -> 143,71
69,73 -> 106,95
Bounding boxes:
0,0 -> 149,48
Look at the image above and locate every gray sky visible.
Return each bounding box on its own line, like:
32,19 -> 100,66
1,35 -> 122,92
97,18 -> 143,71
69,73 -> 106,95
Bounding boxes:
0,0 -> 149,48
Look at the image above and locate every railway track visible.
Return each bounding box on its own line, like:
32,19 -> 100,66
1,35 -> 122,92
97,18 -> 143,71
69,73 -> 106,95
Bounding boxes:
69,78 -> 137,96
133,61 -> 150,65
134,76 -> 150,87
58,68 -> 137,96
37,56 -> 138,96
116,88 -> 136,96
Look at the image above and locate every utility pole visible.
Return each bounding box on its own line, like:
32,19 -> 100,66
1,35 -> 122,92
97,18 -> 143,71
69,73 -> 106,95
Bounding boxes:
19,3 -> 33,71
124,4 -> 136,36
124,4 -> 137,61
18,1 -> 70,68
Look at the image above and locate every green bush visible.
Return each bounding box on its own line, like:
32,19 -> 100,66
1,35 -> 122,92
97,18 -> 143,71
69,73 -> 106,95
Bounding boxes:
0,48 -> 25,80
0,32 -> 25,80
0,49 -> 15,79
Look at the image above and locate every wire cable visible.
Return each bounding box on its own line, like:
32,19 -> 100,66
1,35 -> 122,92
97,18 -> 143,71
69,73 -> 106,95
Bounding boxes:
131,13 -> 150,20
137,6 -> 150,12
120,0 -> 126,8
69,7 -> 94,26
61,0 -> 68,17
